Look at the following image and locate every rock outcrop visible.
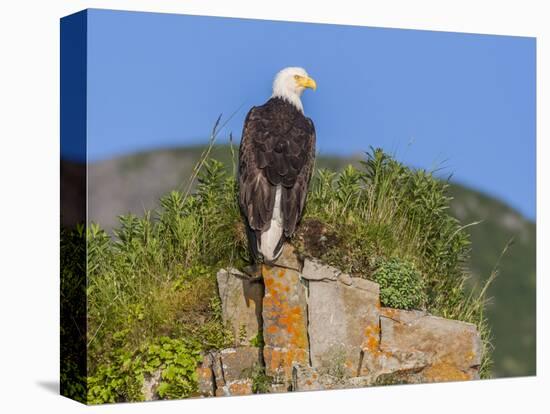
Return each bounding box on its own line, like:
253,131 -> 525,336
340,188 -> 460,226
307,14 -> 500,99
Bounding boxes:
184,347 -> 262,399
216,268 -> 264,346
210,347 -> 262,396
374,308 -> 482,383
262,244 -> 309,388
182,244 -> 482,398
303,258 -> 380,378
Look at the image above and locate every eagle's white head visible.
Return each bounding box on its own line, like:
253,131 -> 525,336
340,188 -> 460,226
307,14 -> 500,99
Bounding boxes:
271,67 -> 317,113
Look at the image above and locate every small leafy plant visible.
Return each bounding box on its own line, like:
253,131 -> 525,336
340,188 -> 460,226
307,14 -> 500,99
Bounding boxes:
372,257 -> 426,309
149,337 -> 203,400
242,364 -> 273,394
87,337 -> 203,404
249,331 -> 264,348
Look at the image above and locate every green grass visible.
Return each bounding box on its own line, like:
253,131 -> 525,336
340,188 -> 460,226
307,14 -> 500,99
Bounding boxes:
62,145 -> 497,402
86,159 -> 243,368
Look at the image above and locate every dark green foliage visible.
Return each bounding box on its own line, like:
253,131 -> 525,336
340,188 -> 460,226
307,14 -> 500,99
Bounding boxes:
60,224 -> 87,403
87,337 -> 202,404
372,258 -> 426,309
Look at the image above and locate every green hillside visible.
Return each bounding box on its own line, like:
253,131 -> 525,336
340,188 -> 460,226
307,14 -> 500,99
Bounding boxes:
448,184 -> 536,377
85,144 -> 536,378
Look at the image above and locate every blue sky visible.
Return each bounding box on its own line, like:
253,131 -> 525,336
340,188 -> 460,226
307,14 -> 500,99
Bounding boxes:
79,9 -> 535,219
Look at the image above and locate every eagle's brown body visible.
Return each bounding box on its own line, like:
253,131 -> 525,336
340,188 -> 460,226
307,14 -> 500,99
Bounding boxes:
238,97 -> 316,262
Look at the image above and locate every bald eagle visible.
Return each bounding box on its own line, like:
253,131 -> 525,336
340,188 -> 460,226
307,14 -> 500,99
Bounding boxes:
238,67 -> 317,264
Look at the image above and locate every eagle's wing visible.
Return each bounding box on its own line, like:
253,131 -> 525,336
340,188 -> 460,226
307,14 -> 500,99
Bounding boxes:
238,102 -> 316,237
281,117 -> 315,236
238,106 -> 276,233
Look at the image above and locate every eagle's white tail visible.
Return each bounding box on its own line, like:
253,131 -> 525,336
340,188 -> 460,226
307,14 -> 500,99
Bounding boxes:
259,185 -> 284,262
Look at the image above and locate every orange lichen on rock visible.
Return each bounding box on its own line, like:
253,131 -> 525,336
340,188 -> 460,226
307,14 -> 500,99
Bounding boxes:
277,305 -> 308,348
422,362 -> 471,382
380,307 -> 398,319
196,366 -> 212,379
262,262 -> 309,384
344,358 -> 355,371
264,346 -> 309,381
227,380 -> 254,396
359,323 -> 395,377
362,324 -> 381,353
207,260 -> 483,397
193,365 -> 215,397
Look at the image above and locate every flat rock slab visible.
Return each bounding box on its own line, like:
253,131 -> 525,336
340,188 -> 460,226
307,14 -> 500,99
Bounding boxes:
272,243 -> 303,272
269,383 -> 289,393
302,259 -> 341,281
210,347 -> 261,396
212,347 -> 262,383
216,268 -> 264,346
292,365 -> 340,391
262,263 -> 309,385
377,308 -> 482,382
215,379 -> 254,397
307,273 -> 380,377
292,365 -> 373,392
302,259 -> 380,293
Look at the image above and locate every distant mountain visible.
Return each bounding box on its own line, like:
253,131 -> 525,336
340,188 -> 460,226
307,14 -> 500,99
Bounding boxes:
448,183 -> 536,377
80,144 -> 535,378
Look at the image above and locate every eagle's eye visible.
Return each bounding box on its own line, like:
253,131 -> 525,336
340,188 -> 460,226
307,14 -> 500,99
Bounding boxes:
294,75 -> 300,80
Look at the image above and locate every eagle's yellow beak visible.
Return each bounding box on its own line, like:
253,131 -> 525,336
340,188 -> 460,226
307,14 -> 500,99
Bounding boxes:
296,75 -> 317,91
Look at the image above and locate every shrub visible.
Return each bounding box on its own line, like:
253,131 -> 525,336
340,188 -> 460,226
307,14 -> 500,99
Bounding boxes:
372,257 -> 426,309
